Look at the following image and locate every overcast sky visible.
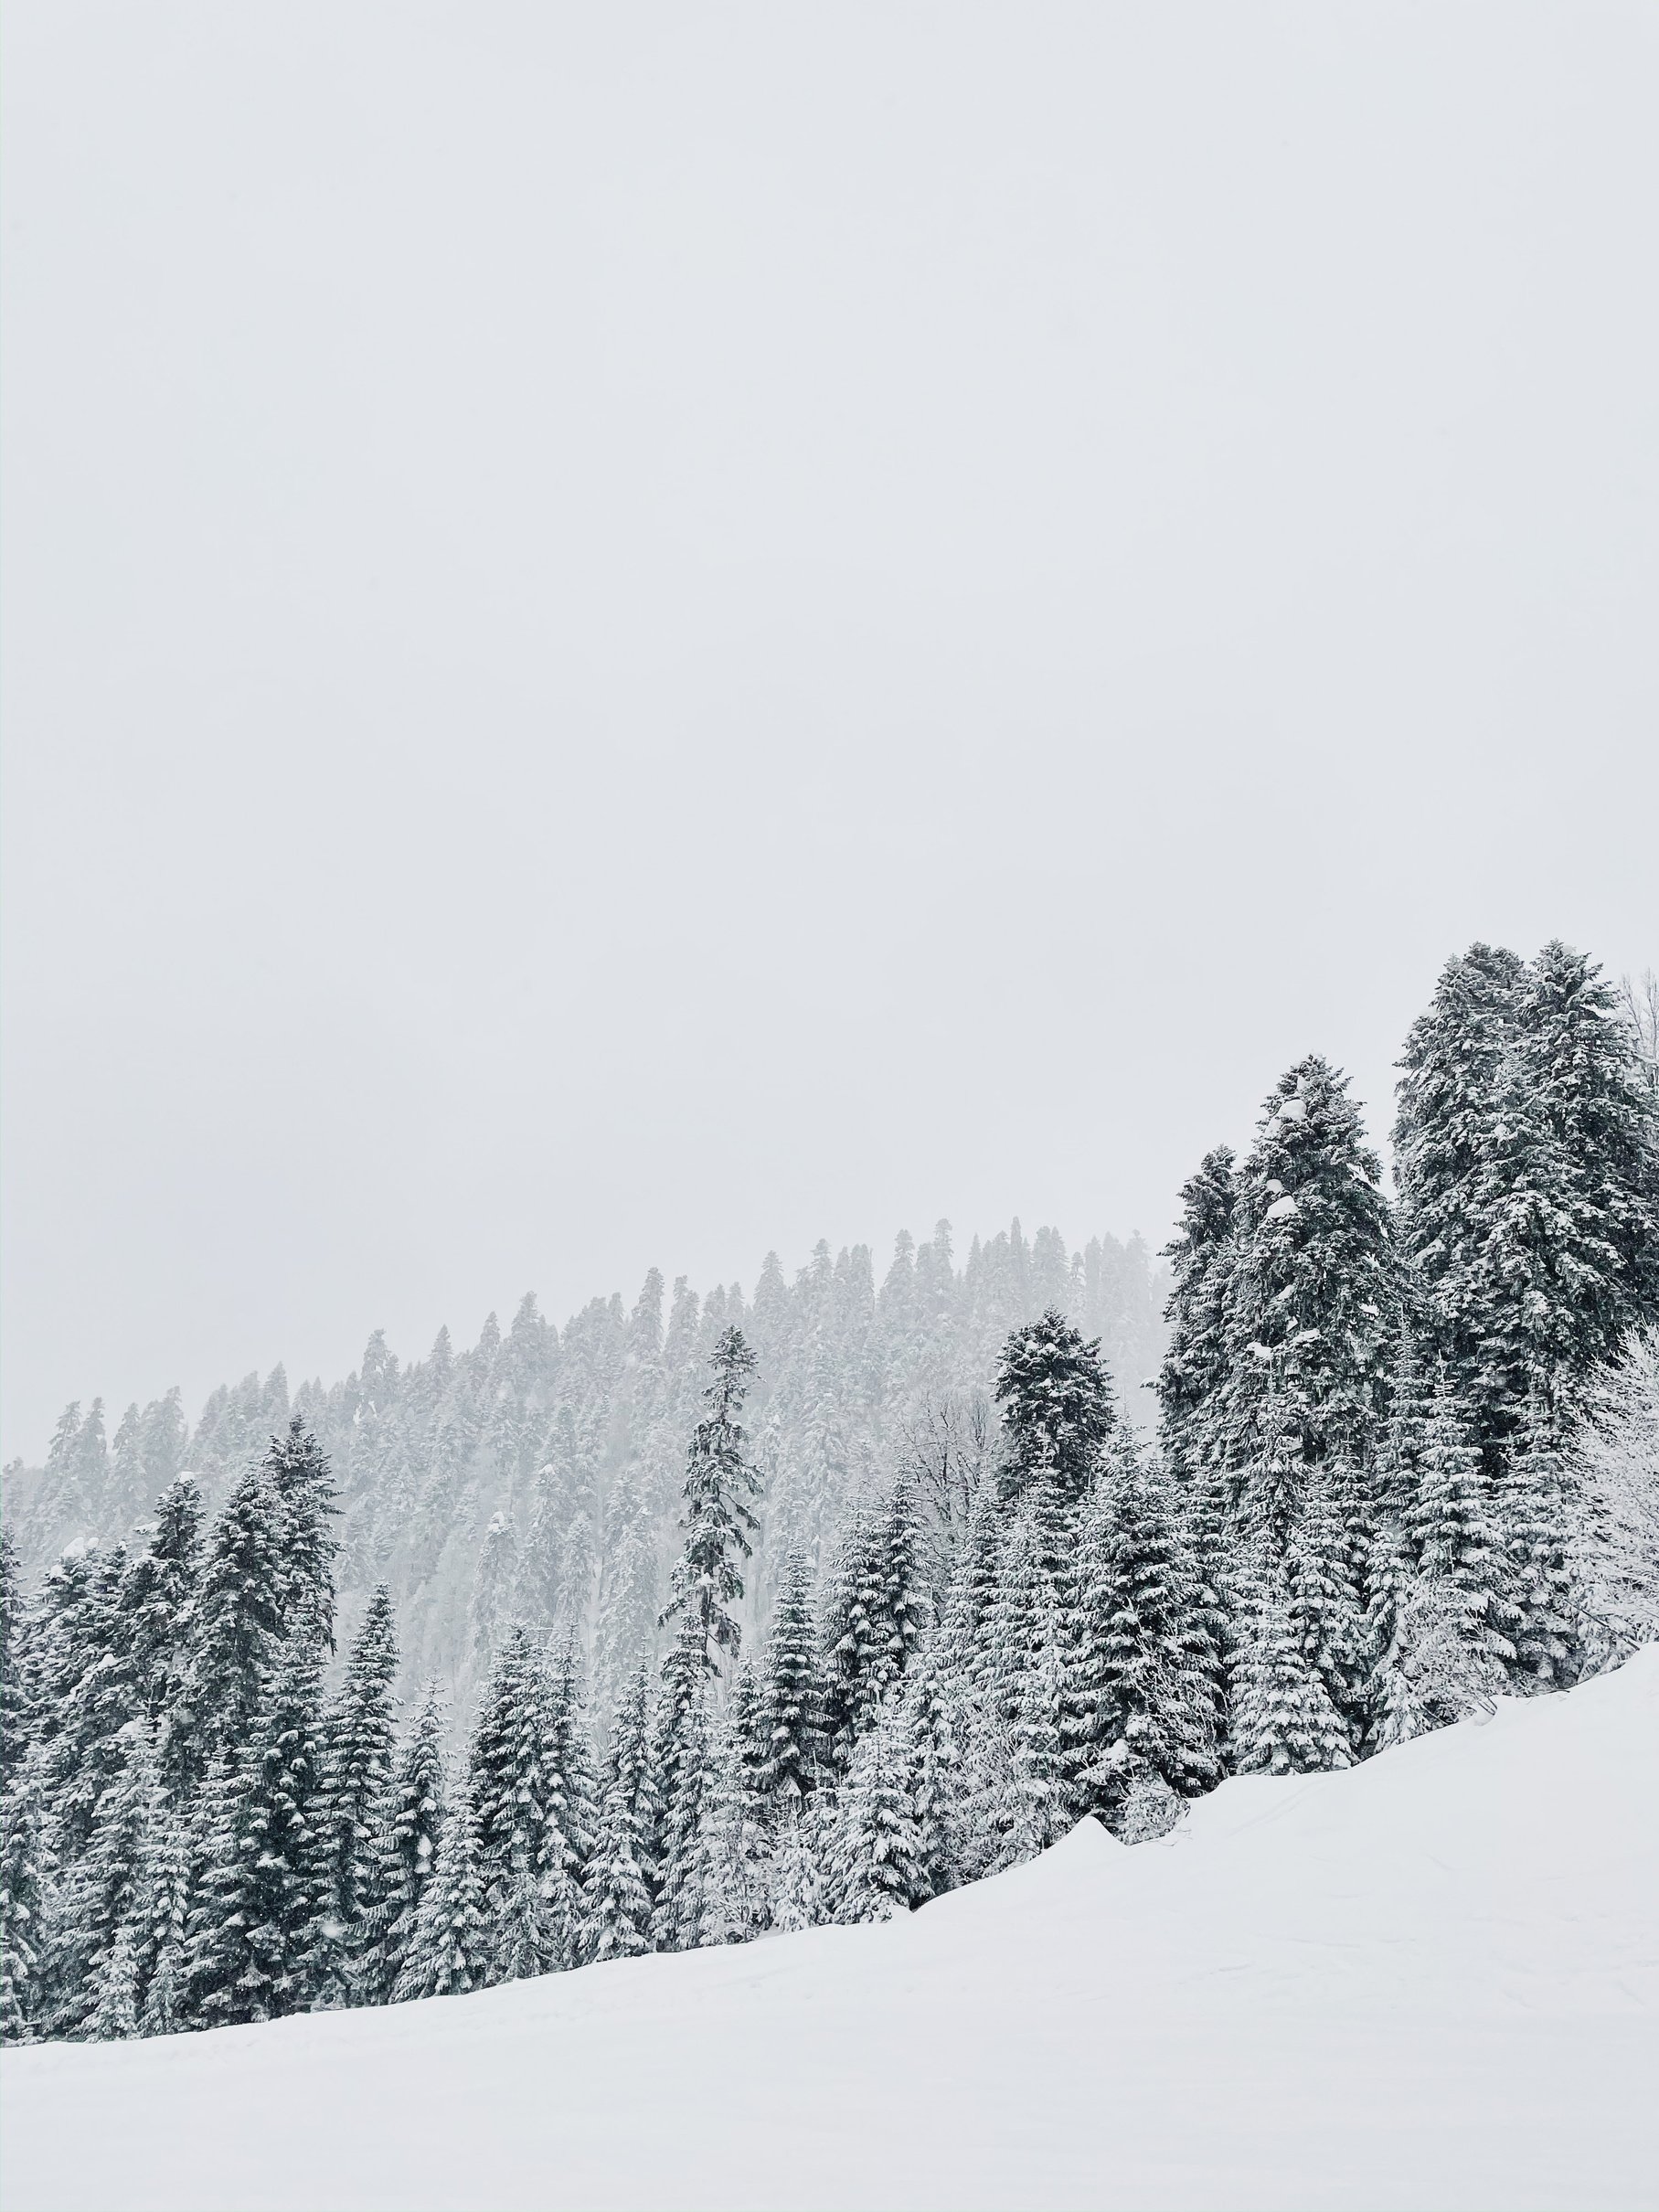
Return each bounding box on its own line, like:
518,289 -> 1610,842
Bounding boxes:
3,3 -> 1655,1462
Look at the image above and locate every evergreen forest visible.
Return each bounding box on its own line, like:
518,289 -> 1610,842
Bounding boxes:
3,939 -> 1657,2044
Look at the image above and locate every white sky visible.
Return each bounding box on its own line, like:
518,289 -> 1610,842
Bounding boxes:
4,3 -> 1655,1462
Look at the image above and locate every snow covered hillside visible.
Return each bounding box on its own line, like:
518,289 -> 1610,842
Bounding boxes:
5,1652 -> 1656,2212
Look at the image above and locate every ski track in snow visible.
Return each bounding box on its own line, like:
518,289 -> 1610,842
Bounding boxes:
5,1653 -> 1657,2212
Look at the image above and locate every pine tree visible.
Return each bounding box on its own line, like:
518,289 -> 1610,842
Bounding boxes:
994,1310 -> 1116,1509
187,1638 -> 329,2026
470,1512 -> 520,1672
819,1507 -> 888,1764
1405,1376 -> 1515,1665
32,1540 -> 138,1871
312,1587 -> 400,2005
679,1712 -> 758,1949
1568,1327 -> 1659,1669
58,1717 -> 158,2039
1230,1542 -> 1353,1777
535,1636 -> 598,1973
1075,1439 -> 1219,1824
658,1328 -> 763,1681
1500,1392 -> 1579,1687
1157,1146 -> 1237,1488
263,1417 -> 341,1654
1472,945 -> 1659,1454
122,1476 -> 203,1731
367,1686 -> 448,2003
588,1668 -> 655,1962
756,1553 -> 831,1813
980,1498 -> 1072,1863
185,1464 -> 288,1776
137,1771 -> 193,2037
648,1663 -> 712,1954
826,1694 -> 929,1921
767,1801 -> 825,1933
0,1756 -> 52,2043
935,1476 -> 1002,1696
900,1638 -> 966,1898
394,1771 -> 490,2002
1395,941 -> 1527,1431
874,1474 -> 931,1699
1218,1058 -> 1397,1746
469,1627 -> 558,1983
1,1526 -> 34,1789
1156,1151 -> 1239,1717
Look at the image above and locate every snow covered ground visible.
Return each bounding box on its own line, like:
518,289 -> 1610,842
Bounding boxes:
5,1653 -> 1657,2212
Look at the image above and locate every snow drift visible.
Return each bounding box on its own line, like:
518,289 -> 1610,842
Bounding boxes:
5,1652 -> 1657,2212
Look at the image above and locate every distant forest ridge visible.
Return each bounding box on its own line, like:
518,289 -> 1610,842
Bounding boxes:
3,1220 -> 1169,1709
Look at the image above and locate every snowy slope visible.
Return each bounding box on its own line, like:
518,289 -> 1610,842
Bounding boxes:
5,1654 -> 1657,2212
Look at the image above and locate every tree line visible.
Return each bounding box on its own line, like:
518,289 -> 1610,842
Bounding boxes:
2,937 -> 1656,2043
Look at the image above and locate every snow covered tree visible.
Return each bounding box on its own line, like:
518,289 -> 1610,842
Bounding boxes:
535,1636 -> 599,1973
184,1463 -> 288,1776
677,1711 -> 761,1948
1569,1327 -> 1659,1668
394,1770 -> 490,2002
1499,1394 -> 1580,1687
1157,1146 -> 1237,1488
994,1310 -> 1116,1509
588,1667 -> 655,1962
469,1627 -> 558,1983
121,1476 -> 203,1732
1395,942 -> 1526,1419
28,1541 -> 133,1871
56,1717 -> 158,2039
1471,946 -> 1659,1456
1,1526 -> 34,1790
1229,1541 -> 1353,1777
898,1638 -> 966,1898
367,1686 -> 448,2003
658,1328 -> 762,1681
312,1586 -> 400,2005
979,1497 -> 1073,1862
768,1800 -> 827,1931
470,1511 -> 520,1673
820,1506 -> 888,1763
1074,1439 -> 1219,1824
874,1474 -> 931,1698
0,1756 -> 52,2043
1404,1375 -> 1516,1672
825,1692 -> 930,1921
137,1774 -> 193,2037
1396,940 -> 1659,1543
934,1476 -> 1002,1696
187,1634 -> 329,2026
647,1653 -> 714,1954
1218,1058 -> 1397,1743
756,1553 -> 831,1813
263,1416 -> 340,1654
